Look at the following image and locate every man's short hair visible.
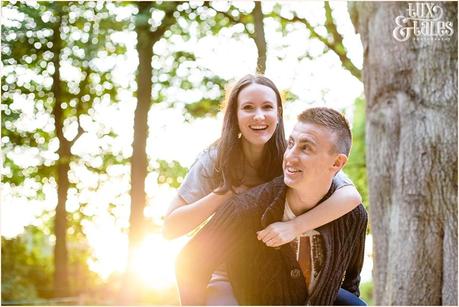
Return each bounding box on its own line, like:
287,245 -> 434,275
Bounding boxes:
297,107 -> 352,156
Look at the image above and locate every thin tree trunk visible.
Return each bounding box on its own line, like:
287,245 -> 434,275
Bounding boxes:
51,2 -> 70,297
349,2 -> 457,305
253,1 -> 266,74
121,3 -> 177,303
128,0 -> 153,270
121,3 -> 154,303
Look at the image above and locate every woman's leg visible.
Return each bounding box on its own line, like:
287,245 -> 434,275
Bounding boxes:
334,288 -> 367,306
206,274 -> 238,306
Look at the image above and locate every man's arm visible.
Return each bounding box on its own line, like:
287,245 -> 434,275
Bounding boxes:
175,198 -> 242,305
341,205 -> 368,296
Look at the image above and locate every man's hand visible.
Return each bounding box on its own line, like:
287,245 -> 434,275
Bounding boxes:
256,221 -> 299,247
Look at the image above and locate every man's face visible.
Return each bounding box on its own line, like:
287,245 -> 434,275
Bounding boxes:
283,121 -> 339,189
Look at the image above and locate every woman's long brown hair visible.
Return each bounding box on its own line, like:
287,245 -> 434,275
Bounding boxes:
212,74 -> 287,194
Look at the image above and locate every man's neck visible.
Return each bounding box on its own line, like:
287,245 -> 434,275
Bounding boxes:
286,178 -> 333,216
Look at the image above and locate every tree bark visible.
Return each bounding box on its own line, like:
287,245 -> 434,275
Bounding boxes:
121,3 -> 178,303
120,3 -> 154,303
128,0 -> 153,265
252,1 -> 267,74
51,2 -> 70,298
349,2 -> 457,305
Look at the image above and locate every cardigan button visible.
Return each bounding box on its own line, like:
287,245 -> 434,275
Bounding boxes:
290,268 -> 301,279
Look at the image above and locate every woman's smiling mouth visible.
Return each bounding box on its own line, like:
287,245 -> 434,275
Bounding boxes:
249,125 -> 268,131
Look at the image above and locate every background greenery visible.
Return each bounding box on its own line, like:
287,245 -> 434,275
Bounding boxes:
1,1 -> 369,304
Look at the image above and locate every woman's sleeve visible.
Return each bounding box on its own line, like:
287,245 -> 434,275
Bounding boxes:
177,149 -> 217,203
333,170 -> 354,190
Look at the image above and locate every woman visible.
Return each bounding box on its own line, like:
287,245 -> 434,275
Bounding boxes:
163,74 -> 364,305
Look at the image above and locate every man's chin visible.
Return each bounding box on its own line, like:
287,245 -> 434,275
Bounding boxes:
283,176 -> 297,188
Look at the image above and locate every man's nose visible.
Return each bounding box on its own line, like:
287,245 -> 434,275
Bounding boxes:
284,147 -> 298,162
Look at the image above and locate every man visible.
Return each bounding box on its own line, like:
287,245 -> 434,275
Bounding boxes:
176,107 -> 368,305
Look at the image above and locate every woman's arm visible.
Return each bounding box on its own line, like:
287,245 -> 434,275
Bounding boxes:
162,190 -> 234,240
257,185 -> 362,247
163,148 -> 237,240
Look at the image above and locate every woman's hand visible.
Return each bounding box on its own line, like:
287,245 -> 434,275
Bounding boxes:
233,184 -> 249,194
256,221 -> 299,247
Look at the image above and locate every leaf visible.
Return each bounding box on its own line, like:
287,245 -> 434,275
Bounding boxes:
155,159 -> 188,188
184,98 -> 221,119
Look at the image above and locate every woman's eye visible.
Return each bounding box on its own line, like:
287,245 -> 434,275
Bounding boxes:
263,105 -> 274,110
242,105 -> 253,111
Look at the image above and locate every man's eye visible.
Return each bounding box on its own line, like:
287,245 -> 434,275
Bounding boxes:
288,141 -> 294,148
301,145 -> 310,151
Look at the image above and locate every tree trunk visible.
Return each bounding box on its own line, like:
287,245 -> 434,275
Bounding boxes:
252,1 -> 266,74
121,3 -> 177,303
51,2 -> 70,298
128,0 -> 153,267
120,4 -> 155,303
349,2 -> 457,305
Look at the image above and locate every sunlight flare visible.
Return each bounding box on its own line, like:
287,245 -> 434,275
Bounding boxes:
131,234 -> 188,290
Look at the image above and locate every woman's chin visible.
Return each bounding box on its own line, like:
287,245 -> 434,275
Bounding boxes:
244,135 -> 272,147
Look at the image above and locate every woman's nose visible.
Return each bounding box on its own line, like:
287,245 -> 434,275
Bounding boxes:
253,108 -> 265,120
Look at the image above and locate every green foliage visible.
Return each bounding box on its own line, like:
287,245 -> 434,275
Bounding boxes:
155,159 -> 188,188
345,96 -> 369,210
1,226 -> 53,302
281,89 -> 299,104
185,98 -> 221,118
1,0 -> 129,190
270,4 -> 290,35
175,2 -> 253,38
182,75 -> 227,120
67,239 -> 103,297
359,281 -> 374,305
2,2 -> 370,305
151,44 -> 227,120
148,2 -> 257,120
1,219 -> 103,303
2,1 -> 130,298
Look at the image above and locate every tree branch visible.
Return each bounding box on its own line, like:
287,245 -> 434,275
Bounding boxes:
323,2 -> 361,80
280,6 -> 362,81
151,3 -> 180,44
70,8 -> 97,147
252,1 -> 266,74
202,2 -> 252,37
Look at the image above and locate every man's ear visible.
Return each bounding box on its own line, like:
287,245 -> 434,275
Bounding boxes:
332,154 -> 348,172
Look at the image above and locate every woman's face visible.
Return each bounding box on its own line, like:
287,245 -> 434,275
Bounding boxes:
237,83 -> 279,147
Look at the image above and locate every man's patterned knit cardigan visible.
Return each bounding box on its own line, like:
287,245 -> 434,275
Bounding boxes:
176,176 -> 368,305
